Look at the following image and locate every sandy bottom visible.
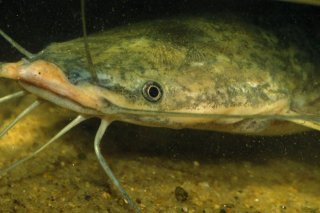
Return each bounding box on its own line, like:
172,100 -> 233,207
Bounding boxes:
1,79 -> 320,213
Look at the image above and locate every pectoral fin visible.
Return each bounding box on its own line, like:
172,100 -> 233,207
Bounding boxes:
287,118 -> 320,131
288,97 -> 320,131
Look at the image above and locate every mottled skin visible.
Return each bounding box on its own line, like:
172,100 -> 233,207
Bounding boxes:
2,16 -> 320,135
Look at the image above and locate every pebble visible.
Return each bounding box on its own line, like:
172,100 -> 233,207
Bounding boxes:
101,192 -> 111,200
198,181 -> 210,188
182,206 -> 188,212
220,203 -> 235,213
175,186 -> 188,202
193,161 -> 200,167
84,194 -> 91,201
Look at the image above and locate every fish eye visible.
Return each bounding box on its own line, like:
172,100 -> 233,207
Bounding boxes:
142,81 -> 163,102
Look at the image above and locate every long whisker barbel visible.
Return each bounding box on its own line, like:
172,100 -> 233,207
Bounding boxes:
0,91 -> 25,104
0,29 -> 35,59
79,2 -> 139,211
0,115 -> 86,176
94,120 -> 141,213
0,100 -> 41,138
0,113 -> 141,212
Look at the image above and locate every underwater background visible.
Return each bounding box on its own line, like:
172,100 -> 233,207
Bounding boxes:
0,0 -> 320,212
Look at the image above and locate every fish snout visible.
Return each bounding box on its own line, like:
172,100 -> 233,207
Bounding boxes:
18,60 -> 69,87
0,59 -> 69,87
0,61 -> 24,80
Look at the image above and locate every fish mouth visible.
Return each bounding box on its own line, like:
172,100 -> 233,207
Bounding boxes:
0,60 -> 113,115
19,81 -> 100,115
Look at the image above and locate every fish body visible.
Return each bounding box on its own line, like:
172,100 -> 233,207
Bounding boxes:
1,5 -> 320,212
1,16 -> 319,135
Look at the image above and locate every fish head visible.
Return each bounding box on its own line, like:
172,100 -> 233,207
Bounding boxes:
82,33 -> 224,124
0,26 -> 215,126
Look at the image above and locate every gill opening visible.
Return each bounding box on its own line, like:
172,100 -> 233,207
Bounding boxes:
81,0 -> 98,83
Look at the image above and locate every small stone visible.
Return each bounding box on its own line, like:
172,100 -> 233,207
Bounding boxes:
136,198 -> 142,204
280,205 -> 286,209
214,204 -> 220,209
198,181 -> 210,188
84,194 -> 91,201
175,186 -> 188,202
193,161 -> 200,167
220,203 -> 235,213
102,192 -> 111,200
13,199 -> 21,206
182,206 -> 188,212
68,202 -> 76,208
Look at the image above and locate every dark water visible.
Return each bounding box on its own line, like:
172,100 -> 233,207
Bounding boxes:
0,1 -> 320,212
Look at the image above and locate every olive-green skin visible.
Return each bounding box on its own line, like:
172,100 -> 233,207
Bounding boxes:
32,15 -> 320,135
